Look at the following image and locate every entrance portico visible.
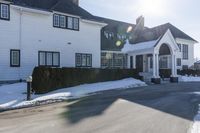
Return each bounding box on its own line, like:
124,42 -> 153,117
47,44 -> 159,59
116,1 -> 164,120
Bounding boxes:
122,29 -> 179,84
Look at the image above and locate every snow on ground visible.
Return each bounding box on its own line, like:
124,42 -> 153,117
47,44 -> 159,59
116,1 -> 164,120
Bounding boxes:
0,78 -> 146,109
179,75 -> 200,82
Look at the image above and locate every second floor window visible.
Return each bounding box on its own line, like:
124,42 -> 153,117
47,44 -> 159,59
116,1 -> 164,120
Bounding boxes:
53,14 -> 79,30
0,3 -> 9,20
182,44 -> 188,60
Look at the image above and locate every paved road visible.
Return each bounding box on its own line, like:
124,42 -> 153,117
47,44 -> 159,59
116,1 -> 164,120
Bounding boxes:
1,82 -> 200,133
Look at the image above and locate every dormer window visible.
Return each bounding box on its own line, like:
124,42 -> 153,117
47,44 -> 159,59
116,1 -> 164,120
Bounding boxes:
53,13 -> 79,30
0,3 -> 10,20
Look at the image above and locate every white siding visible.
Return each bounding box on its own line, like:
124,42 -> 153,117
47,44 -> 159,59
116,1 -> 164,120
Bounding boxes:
0,5 -> 103,81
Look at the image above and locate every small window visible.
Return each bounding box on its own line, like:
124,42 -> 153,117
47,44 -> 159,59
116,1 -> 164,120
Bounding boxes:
10,50 -> 20,67
59,15 -> 66,28
53,14 -> 60,27
177,58 -> 181,66
76,53 -> 92,67
0,3 -> 9,20
182,44 -> 188,60
38,51 -> 60,67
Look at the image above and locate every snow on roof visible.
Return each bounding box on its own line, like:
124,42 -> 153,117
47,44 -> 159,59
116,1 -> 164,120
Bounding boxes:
121,39 -> 158,53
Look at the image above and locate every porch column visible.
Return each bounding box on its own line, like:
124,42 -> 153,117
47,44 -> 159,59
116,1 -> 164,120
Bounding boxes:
174,55 -> 177,76
153,53 -> 156,77
151,53 -> 161,84
171,54 -> 175,76
133,55 -> 136,69
170,54 -> 178,83
156,54 -> 159,77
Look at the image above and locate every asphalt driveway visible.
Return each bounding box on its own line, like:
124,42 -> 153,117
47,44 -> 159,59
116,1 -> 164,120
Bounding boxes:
1,82 -> 200,133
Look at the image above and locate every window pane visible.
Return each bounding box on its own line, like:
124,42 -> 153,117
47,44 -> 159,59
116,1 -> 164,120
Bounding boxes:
177,58 -> 181,66
183,44 -> 188,59
53,14 -> 60,27
53,53 -> 59,66
39,52 -> 46,66
159,56 -> 168,69
46,52 -> 53,66
11,51 -> 19,66
86,55 -> 92,67
73,18 -> 79,30
60,16 -> 66,28
67,17 -> 73,29
81,54 -> 87,66
76,54 -> 82,67
1,4 -> 9,19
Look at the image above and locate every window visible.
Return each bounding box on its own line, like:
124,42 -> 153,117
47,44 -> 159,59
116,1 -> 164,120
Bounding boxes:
10,50 -> 20,67
101,52 -> 127,68
159,56 -> 168,69
67,16 -> 73,29
73,17 -> 79,30
0,3 -> 9,20
59,15 -> 66,28
67,16 -> 79,30
76,53 -> 92,67
53,14 -> 79,30
53,14 -> 60,27
177,44 -> 181,52
177,58 -> 181,66
182,44 -> 188,60
38,51 -> 60,67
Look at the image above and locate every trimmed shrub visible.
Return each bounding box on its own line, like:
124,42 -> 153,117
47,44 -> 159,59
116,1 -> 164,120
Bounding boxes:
177,69 -> 200,76
159,69 -> 171,78
32,67 -> 140,94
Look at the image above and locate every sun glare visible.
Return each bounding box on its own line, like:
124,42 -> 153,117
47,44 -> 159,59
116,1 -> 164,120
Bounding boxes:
138,0 -> 166,16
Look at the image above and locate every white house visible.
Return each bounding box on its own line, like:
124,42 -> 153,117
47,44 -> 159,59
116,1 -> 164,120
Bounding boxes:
0,0 -> 106,82
98,16 -> 198,83
0,0 -> 198,84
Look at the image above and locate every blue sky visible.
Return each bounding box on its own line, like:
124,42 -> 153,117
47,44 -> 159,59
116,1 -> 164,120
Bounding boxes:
80,0 -> 200,60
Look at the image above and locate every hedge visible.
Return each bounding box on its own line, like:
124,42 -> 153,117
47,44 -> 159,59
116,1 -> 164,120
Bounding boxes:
177,69 -> 200,76
159,69 -> 171,78
32,67 -> 141,94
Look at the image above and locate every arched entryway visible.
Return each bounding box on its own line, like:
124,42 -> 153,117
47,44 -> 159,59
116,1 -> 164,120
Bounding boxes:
159,43 -> 172,78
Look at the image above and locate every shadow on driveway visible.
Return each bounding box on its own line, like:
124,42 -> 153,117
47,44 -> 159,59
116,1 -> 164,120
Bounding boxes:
61,82 -> 200,124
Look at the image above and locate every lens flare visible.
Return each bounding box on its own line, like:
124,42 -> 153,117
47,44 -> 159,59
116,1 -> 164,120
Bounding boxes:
116,41 -> 122,47
127,26 -> 133,33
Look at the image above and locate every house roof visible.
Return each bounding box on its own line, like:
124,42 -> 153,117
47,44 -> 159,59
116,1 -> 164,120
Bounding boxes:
94,16 -> 136,51
130,23 -> 198,44
6,0 -> 101,22
122,39 -> 158,53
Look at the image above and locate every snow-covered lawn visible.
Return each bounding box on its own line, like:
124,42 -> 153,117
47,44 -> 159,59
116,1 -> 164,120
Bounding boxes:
179,75 -> 200,82
0,78 -> 146,110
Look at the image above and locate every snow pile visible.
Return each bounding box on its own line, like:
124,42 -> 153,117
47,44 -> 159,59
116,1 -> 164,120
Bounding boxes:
179,75 -> 200,82
0,78 -> 146,109
121,39 -> 158,53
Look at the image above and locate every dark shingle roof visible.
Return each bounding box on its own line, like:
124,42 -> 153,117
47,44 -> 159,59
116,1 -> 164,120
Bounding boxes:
95,16 -> 136,51
131,23 -> 198,43
6,0 -> 100,21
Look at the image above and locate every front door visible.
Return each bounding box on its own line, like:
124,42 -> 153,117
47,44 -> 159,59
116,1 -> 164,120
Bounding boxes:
136,55 -> 143,72
130,56 -> 133,69
147,56 -> 153,72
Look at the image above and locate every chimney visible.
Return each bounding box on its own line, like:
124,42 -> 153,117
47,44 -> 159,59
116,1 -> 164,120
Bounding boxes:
71,0 -> 79,5
136,16 -> 144,30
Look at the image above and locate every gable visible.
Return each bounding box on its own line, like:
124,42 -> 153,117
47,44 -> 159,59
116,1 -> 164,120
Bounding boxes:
154,30 -> 179,54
